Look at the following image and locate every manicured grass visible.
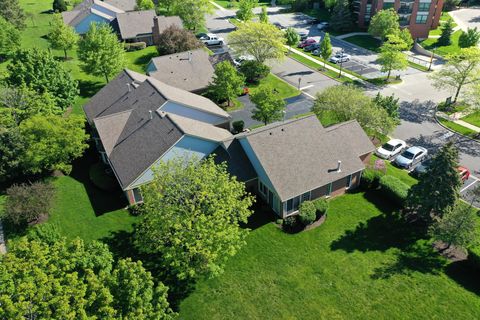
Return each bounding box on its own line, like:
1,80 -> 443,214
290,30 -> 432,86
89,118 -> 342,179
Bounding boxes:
249,73 -> 301,100
421,30 -> 462,57
366,76 -> 402,86
438,117 -> 478,137
214,0 -> 270,8
428,12 -> 457,37
371,155 -> 418,187
461,111 -> 480,129
343,35 -> 382,52
180,191 -> 480,319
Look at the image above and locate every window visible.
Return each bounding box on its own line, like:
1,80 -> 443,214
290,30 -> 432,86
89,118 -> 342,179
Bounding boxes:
399,14 -> 411,26
302,192 -> 311,202
259,181 -> 267,196
417,2 -> 430,11
326,183 -> 333,196
383,2 -> 395,9
416,14 -> 428,24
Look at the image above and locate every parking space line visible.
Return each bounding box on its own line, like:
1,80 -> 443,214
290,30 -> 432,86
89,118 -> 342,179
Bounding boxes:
300,85 -> 314,90
461,177 -> 479,193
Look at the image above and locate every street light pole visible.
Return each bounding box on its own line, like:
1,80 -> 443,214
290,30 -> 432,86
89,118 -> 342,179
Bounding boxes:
338,49 -> 344,78
298,77 -> 302,90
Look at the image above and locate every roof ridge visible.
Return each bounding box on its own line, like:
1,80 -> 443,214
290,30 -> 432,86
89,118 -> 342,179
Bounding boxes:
324,119 -> 358,131
94,108 -> 133,120
241,114 -> 317,137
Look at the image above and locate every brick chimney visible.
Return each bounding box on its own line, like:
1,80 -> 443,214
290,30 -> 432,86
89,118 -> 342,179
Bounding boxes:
152,16 -> 160,46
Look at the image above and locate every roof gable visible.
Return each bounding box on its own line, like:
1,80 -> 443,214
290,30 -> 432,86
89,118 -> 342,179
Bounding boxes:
115,10 -> 156,39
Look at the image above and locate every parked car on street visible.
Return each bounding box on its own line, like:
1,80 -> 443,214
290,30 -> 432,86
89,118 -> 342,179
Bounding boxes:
413,159 -> 471,182
394,146 -> 428,169
202,34 -> 224,46
298,38 -> 316,48
304,43 -> 320,52
329,53 -> 351,64
196,33 -> 208,40
317,22 -> 329,30
233,55 -> 255,67
375,139 -> 407,159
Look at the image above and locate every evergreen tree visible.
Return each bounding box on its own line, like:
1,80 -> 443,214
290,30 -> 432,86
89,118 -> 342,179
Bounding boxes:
319,33 -> 332,69
438,18 -> 454,46
329,0 -> 353,33
406,142 -> 462,223
52,0 -> 68,12
458,27 -> 480,48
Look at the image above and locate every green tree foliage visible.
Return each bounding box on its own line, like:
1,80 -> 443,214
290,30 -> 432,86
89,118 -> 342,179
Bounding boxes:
6,49 -> 78,109
428,47 -> 480,103
378,36 -> 408,79
237,0 -> 258,21
0,0 -> 26,30
459,27 -> 480,48
443,0 -> 460,11
135,157 -> 254,281
173,0 -> 212,31
259,6 -> 268,23
284,27 -> 300,50
368,9 -> 400,39
406,142 -> 461,223
324,0 -> 338,9
373,93 -> 400,123
250,84 -> 286,125
136,0 -> 155,10
430,203 -> 477,251
158,0 -> 176,13
0,127 -> 25,183
48,14 -> 79,60
156,24 -> 202,55
0,86 -> 58,127
3,181 -> 55,225
312,85 -> 396,137
329,0 -> 353,33
207,61 -> 245,107
320,32 -> 333,69
396,28 -> 414,50
0,16 -> 20,58
78,23 -> 126,82
0,237 -> 176,319
228,21 -> 286,63
239,60 -> 270,83
52,0 -> 67,12
437,18 -> 454,46
19,114 -> 89,174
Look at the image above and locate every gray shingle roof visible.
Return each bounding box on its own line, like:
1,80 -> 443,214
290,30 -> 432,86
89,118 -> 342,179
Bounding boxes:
167,113 -> 232,142
115,10 -> 156,39
62,0 -> 123,27
213,138 -> 257,182
148,49 -> 215,92
153,15 -> 183,33
104,0 -> 136,11
238,115 -> 375,201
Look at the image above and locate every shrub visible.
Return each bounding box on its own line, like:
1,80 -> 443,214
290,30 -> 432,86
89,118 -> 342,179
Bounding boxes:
232,120 -> 245,133
379,175 -> 409,207
314,198 -> 329,217
128,204 -> 144,216
298,201 -> 317,225
283,215 -> 298,230
275,218 -> 283,225
361,168 -> 384,189
156,25 -> 202,55
124,42 -> 147,51
467,247 -> 480,271
3,182 -> 55,225
53,0 -> 68,12
27,223 -> 62,244
89,163 -> 118,191
239,60 -> 270,83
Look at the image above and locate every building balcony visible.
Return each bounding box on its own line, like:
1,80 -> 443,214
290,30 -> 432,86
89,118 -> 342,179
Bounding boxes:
398,8 -> 413,14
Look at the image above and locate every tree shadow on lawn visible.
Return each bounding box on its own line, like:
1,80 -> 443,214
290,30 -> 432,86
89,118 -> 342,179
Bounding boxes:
330,191 -> 427,253
69,146 -> 127,216
445,260 -> 480,296
78,80 -> 105,98
242,197 -> 277,230
134,50 -> 159,69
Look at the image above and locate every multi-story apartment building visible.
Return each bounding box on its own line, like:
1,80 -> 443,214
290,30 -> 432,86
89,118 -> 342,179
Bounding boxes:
354,0 -> 444,39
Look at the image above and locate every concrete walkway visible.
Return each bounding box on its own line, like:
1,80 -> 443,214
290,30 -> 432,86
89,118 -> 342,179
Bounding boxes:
438,111 -> 480,132
455,120 -> 480,132
336,32 -> 371,40
210,1 -> 226,11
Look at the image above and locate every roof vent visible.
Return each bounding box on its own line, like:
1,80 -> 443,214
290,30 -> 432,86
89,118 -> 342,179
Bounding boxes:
127,83 -> 131,92
336,160 -> 342,173
149,110 -> 153,120
281,128 -> 285,132
269,132 -> 272,135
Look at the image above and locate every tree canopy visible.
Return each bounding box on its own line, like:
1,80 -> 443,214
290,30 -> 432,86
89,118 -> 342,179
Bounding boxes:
0,0 -> 26,30
156,24 -> 202,55
207,61 -> 245,107
173,0 -> 212,31
135,156 -> 254,282
329,0 -> 353,33
228,21 -> 286,63
48,14 -> 79,60
0,16 -> 20,58
437,18 -> 454,46
406,142 -> 461,222
459,27 -> 480,48
251,84 -> 286,125
285,27 -> 300,48
53,0 -> 68,12
320,33 -> 333,69
237,0 -> 258,21
368,9 -> 400,39
377,35 -> 409,79
136,0 -> 155,10
78,23 -> 126,82
0,127 -> 25,183
6,49 -> 78,109
0,237 -> 176,319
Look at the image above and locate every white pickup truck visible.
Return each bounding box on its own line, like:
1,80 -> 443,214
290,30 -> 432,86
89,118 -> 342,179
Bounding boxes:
202,34 -> 224,46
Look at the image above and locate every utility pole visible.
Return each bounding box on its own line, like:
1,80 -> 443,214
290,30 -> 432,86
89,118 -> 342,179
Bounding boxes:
338,49 -> 344,78
428,47 -> 436,71
298,77 -> 302,90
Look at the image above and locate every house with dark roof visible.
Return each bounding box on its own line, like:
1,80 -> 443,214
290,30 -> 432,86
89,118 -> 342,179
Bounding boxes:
62,0 -> 183,46
85,71 -> 375,214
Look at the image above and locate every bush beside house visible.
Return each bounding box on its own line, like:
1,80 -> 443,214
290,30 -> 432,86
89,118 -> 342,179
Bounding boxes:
379,175 -> 409,207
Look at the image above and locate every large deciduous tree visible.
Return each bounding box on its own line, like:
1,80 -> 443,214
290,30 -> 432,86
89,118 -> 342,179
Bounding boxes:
0,0 -> 26,30
135,157 -> 254,282
173,0 -> 212,31
78,23 -> 126,82
312,85 -> 396,137
156,24 -> 202,55
136,0 -> 155,10
48,14 -> 79,60
284,27 -> 300,53
251,84 -> 286,125
19,114 -> 89,174
207,61 -> 245,107
237,0 -> 258,21
0,237 -> 176,319
228,21 -> 286,63
6,49 -> 78,109
0,17 -> 20,59
377,35 -> 408,79
368,9 -> 400,40
320,33 -> 333,69
406,142 -> 461,223
428,47 -> 480,103
373,93 -> 400,123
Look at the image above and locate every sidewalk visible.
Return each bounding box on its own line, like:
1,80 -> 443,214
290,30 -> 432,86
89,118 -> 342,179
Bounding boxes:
437,111 -> 480,132
336,32 -> 370,40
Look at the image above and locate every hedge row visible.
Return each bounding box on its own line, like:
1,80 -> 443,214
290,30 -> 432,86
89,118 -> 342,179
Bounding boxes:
361,168 -> 384,189
379,175 -> 409,207
124,42 -> 147,52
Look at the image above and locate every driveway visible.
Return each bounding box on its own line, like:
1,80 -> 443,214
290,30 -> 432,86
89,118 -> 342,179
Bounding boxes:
449,7 -> 480,31
229,94 -> 314,128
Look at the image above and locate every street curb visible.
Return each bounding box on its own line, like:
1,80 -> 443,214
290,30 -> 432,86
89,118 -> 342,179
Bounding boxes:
434,108 -> 480,143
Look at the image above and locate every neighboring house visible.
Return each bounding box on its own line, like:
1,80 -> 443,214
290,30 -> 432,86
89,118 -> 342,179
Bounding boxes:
146,49 -> 215,93
84,69 -> 232,204
62,0 -> 183,45
354,0 -> 443,38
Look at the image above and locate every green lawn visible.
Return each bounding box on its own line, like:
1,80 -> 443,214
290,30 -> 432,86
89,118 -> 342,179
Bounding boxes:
461,111 -> 480,129
180,191 -> 480,319
421,30 -> 462,57
370,155 -> 418,187
214,0 -> 270,8
438,117 -> 479,137
343,35 -> 382,52
428,12 -> 456,37
249,73 -> 301,99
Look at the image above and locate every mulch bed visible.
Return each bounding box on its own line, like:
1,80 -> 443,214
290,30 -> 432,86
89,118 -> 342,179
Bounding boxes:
276,214 -> 327,234
433,241 -> 468,262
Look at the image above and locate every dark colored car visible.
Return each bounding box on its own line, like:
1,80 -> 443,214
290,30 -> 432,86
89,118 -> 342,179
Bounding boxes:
303,43 -> 320,52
